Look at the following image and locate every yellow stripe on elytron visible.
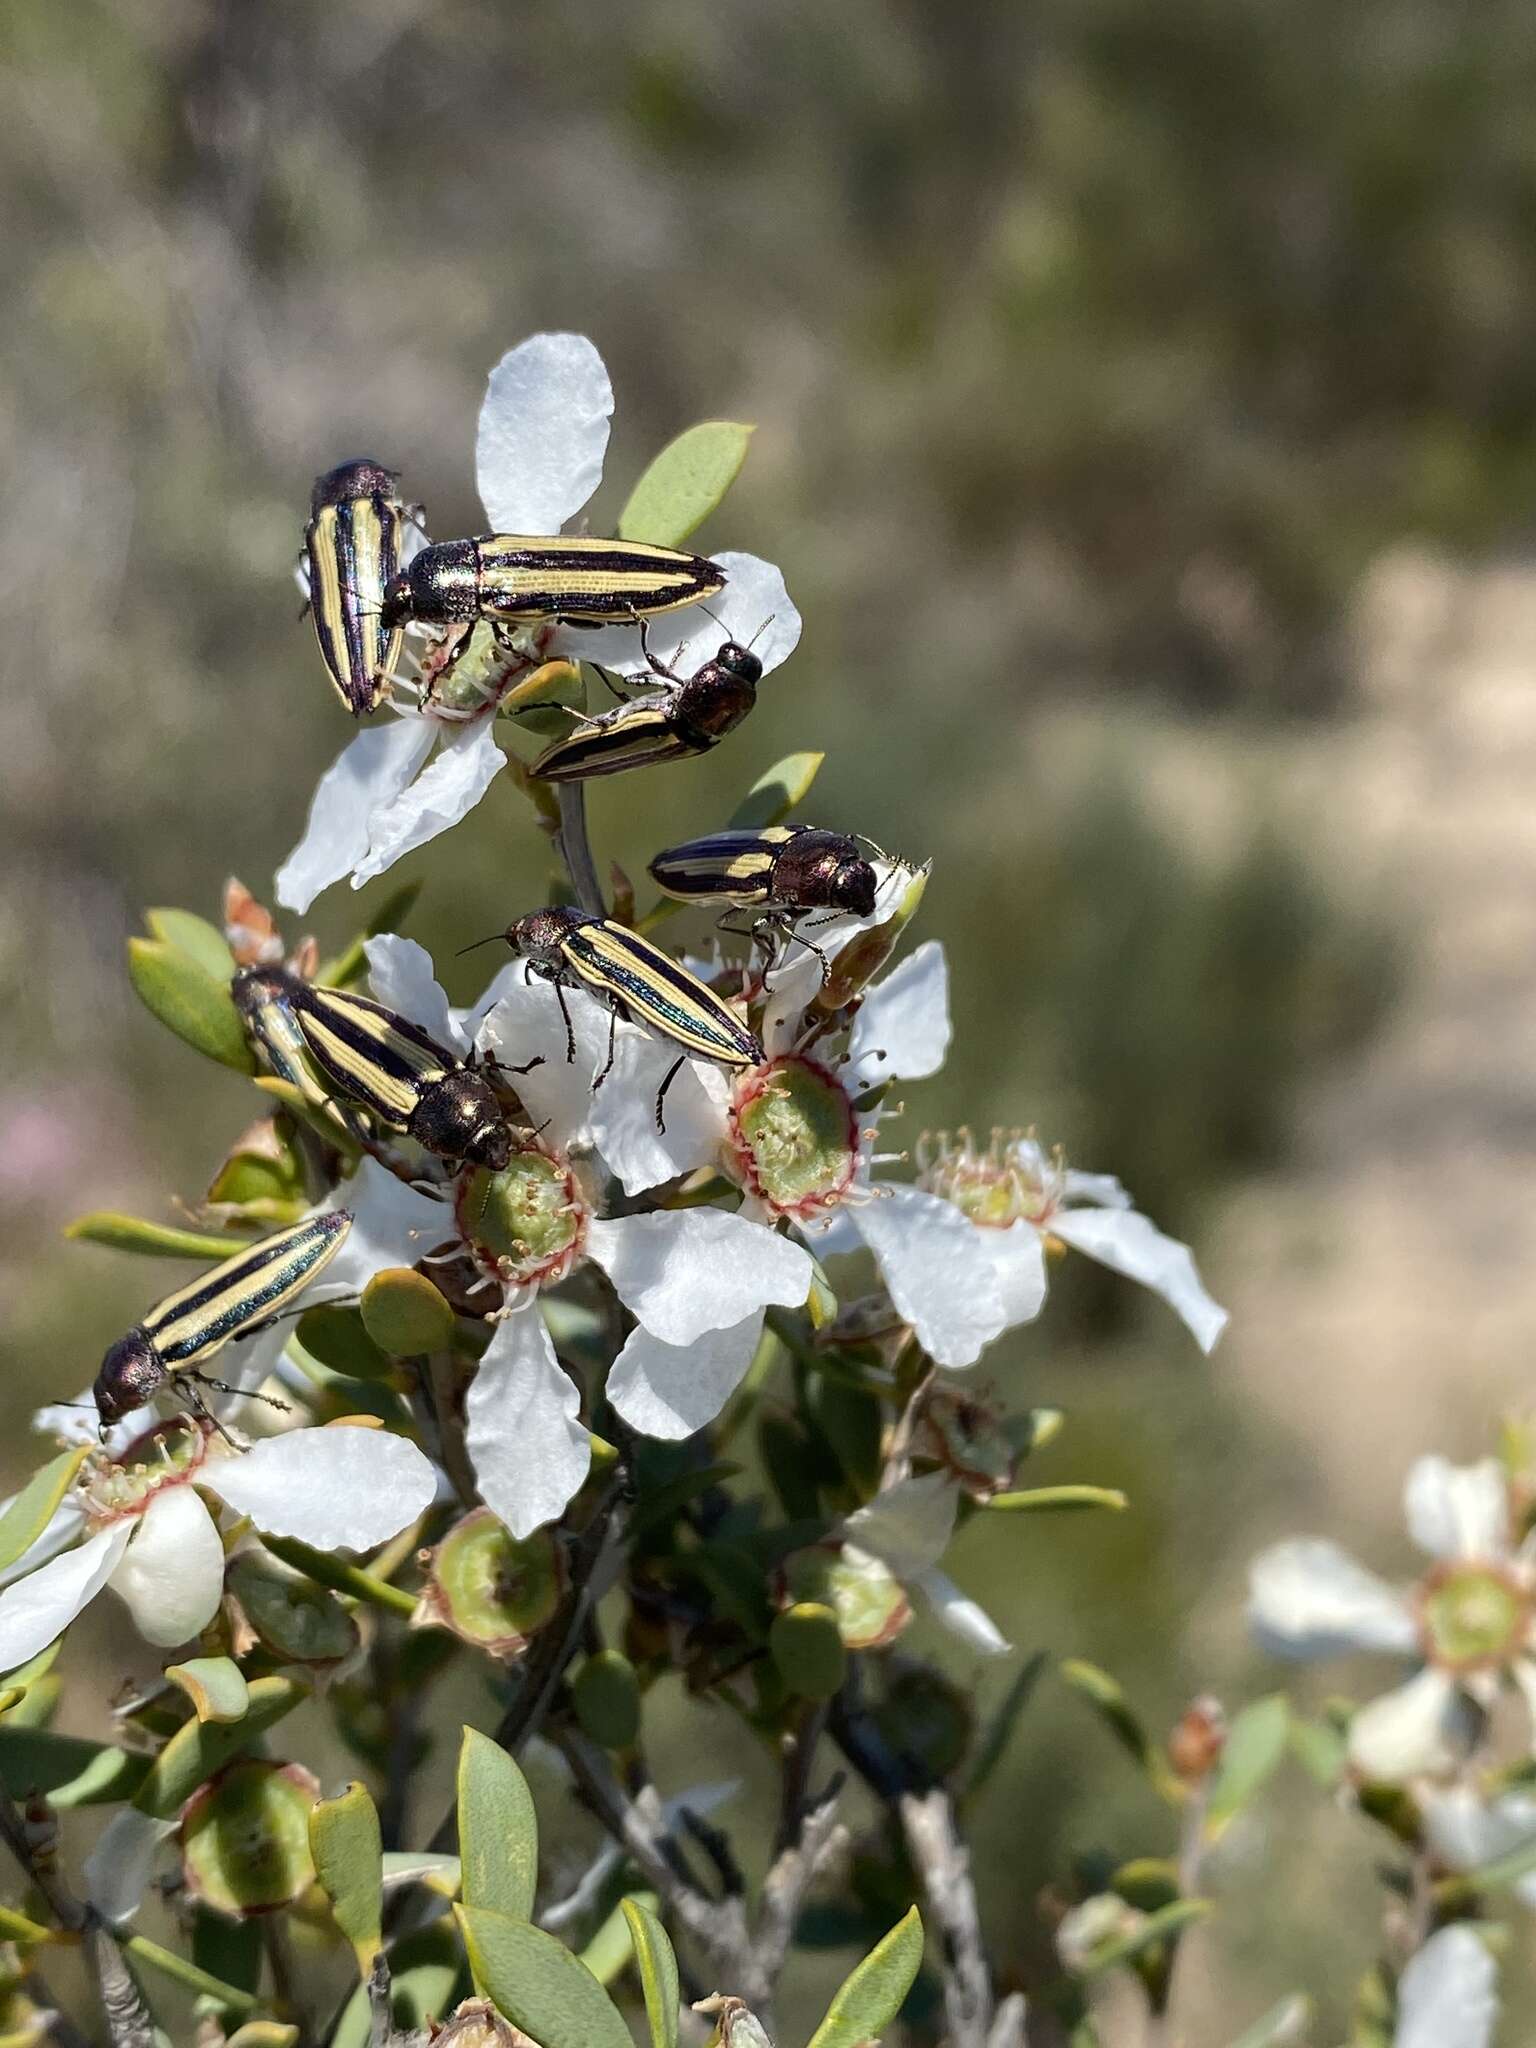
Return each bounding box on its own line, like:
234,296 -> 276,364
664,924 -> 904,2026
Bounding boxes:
145,1223 -> 340,1361
306,991 -> 448,1076
482,536 -> 704,563
565,925 -> 757,1065
298,1013 -> 424,1125
481,566 -> 699,598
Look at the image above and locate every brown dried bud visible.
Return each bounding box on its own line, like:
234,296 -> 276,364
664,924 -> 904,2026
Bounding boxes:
1167,1695 -> 1227,1783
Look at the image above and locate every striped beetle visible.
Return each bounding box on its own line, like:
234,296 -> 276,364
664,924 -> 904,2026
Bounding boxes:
93,1212 -> 352,1427
648,826 -> 895,981
531,632 -> 761,784
382,533 -> 725,636
466,906 -> 762,1129
304,460 -> 412,716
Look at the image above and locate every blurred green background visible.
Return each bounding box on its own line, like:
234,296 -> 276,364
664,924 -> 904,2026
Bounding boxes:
5,0 -> 1536,2036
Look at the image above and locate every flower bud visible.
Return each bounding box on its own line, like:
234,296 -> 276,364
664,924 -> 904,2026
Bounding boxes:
360,1267 -> 456,1355
769,1602 -> 847,1701
571,1649 -> 642,1750
414,1509 -> 565,1659
1167,1695 -> 1227,1783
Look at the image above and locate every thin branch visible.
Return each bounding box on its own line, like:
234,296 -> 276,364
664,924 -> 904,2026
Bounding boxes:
83,1922 -> 153,2048
754,1782 -> 848,2006
0,1784 -> 82,1931
556,782 -> 606,915
900,1787 -> 995,2048
986,1991 -> 1029,2048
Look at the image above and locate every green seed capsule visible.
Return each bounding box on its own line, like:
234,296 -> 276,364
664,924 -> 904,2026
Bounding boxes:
768,1602 -> 847,1702
571,1649 -> 643,1750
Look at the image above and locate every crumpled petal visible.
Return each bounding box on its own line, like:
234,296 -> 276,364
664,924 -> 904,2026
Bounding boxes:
605,1312 -> 764,1440
588,1035 -> 730,1194
1048,1204 -> 1228,1354
466,1312 -> 591,1538
847,942 -> 950,1088
85,1808 -> 176,1925
978,1223 -> 1049,1329
352,719 -> 505,891
366,934 -> 459,1051
1062,1168 -> 1133,1211
844,1473 -> 958,1575
276,718 -> 434,915
912,1566 -> 1011,1656
457,962 -> 529,1050
1421,1783 -> 1536,1907
1393,1926 -> 1498,2048
477,333 -> 613,533
586,1208 -> 812,1346
109,1486 -> 225,1648
848,1183 -> 1007,1369
1403,1456 -> 1510,1563
597,552 -> 801,681
1347,1666 -> 1476,1781
0,1525 -> 130,1672
323,1162 -> 453,1293
1247,1538 -> 1417,1659
481,976 -> 614,1150
209,1426 -> 436,1550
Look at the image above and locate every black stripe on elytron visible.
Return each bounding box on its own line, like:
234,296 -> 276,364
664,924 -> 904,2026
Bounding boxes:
145,1216 -> 347,1362
475,539 -> 715,575
297,986 -> 455,1079
533,716 -> 698,780
565,926 -> 761,1065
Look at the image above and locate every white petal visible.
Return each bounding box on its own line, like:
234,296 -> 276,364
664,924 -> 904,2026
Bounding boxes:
588,1036 -> 730,1194
477,333 -> 613,533
351,719 -> 505,891
1421,1783 -> 1536,1896
1394,1927 -> 1497,2048
33,1390 -> 134,1453
1247,1538 -> 1417,1658
847,942 -> 950,1088
366,934 -> 459,1050
85,1809 -> 176,1925
760,948 -> 823,1055
587,1208 -> 811,1346
1048,1204 -> 1228,1354
849,1183 -> 1007,1369
600,552 -> 802,681
275,719 -> 434,915
1347,1667 -> 1475,1781
606,1312 -> 763,1440
912,1566 -> 1010,1656
481,976 -> 615,1147
324,1161 -> 452,1293
1403,1457 -> 1510,1562
466,1312 -> 590,1538
110,1487 -> 225,1648
0,1525 -> 130,1672
210,1427 -> 436,1549
458,961 -> 530,1049
1061,1168 -> 1133,1210
978,1223 -> 1049,1328
845,1472 -> 958,1575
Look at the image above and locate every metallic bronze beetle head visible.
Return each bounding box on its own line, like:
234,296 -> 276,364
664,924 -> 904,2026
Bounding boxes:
411,1072 -> 512,1171
383,541 -> 480,628
93,1328 -> 168,1430
778,832 -> 877,916
310,458 -> 401,517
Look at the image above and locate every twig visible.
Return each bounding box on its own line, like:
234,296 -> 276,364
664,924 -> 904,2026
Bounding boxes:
754,1781 -> 848,2006
83,1922 -> 153,2048
900,1787 -> 995,2048
0,1786 -> 82,1931
556,782 -> 606,915
679,1805 -> 747,1898
986,1991 -> 1029,2048
881,1365 -> 935,1488
774,1702 -> 828,1857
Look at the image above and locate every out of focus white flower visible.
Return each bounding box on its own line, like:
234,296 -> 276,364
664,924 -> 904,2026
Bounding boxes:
1393,1926 -> 1497,2048
843,1472 -> 1009,1656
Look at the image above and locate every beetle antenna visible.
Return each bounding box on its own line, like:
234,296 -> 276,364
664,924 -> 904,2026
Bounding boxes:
457,933 -> 507,958
746,612 -> 777,651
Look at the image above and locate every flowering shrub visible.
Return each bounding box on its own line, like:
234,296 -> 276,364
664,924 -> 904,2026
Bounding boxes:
0,334 -> 1512,2048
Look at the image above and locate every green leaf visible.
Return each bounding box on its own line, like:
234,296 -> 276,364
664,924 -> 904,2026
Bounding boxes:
132,1675 -> 307,1819
622,1897 -> 680,2048
1077,1898 -> 1212,1979
225,2027 -> 301,2048
318,879 -> 424,989
1206,1696 -> 1289,1833
121,1934 -> 262,2014
360,1268 -> 456,1356
65,1211 -> 250,1261
296,1304 -> 395,1383
0,1449 -> 88,1578
381,1851 -> 461,1897
0,1903 -> 57,1946
985,1486 -> 1128,1514
1060,1660 -> 1155,1773
330,1923 -> 462,2048
164,1658 -> 249,1725
457,1728 -> 538,1921
806,1906 -> 925,2048
1227,1994 -> 1312,2048
728,751 -> 825,832
963,1650 -> 1048,1804
310,1781 -> 383,1975
128,937 -> 254,1072
0,1728 -> 148,1806
1288,1715 -> 1347,1788
619,421 -> 754,547
144,909 -> 236,981
457,1906 -> 634,2048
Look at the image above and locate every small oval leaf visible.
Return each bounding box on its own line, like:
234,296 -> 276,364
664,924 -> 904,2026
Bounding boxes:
728,751 -> 825,832
985,1486 -> 1128,1514
1206,1695 -> 1289,1833
806,1906 -> 925,2048
0,1449 -> 88,1578
65,1212 -> 250,1261
164,1657 -> 250,1726
619,422 -> 755,547
457,1727 -> 538,1921
310,1780 -> 383,1975
458,1905 -> 634,2048
133,1676 -> 307,1820
622,1896 -> 680,2048
128,937 -> 255,1072
361,1269 -> 456,1357
145,909 -> 236,981
0,1728 -> 148,1806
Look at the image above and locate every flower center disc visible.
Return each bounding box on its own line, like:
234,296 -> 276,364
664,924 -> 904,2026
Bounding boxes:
459,1146 -> 585,1290
729,1055 -> 859,1219
1417,1560 -> 1531,1671
81,1416 -> 212,1523
919,1135 -> 1057,1227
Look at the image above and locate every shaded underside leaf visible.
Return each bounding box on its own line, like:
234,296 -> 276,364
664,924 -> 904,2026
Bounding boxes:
457,1905 -> 634,2048
806,1905 -> 925,2048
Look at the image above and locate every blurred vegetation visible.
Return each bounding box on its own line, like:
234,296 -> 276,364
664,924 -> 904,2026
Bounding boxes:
3,0 -> 1531,2034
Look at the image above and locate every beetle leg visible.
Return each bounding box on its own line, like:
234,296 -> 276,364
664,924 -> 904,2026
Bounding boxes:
654,1055 -> 686,1132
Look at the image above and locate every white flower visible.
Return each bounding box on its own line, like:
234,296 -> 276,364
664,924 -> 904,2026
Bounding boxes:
622,933 -> 1013,1371
915,1131 -> 1227,1354
1248,1454 -> 1536,1781
276,333 -> 798,913
1421,1780 -> 1536,1909
0,1415 -> 435,1667
844,1473 -> 1010,1655
1393,1926 -> 1498,2048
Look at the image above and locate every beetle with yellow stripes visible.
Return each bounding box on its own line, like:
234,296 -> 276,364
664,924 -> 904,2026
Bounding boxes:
93,1211 -> 353,1427
382,532 -> 725,636
530,632 -> 762,783
303,459 -> 412,716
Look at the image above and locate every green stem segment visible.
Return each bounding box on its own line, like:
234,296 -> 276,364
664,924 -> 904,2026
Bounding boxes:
262,1534 -> 418,1618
